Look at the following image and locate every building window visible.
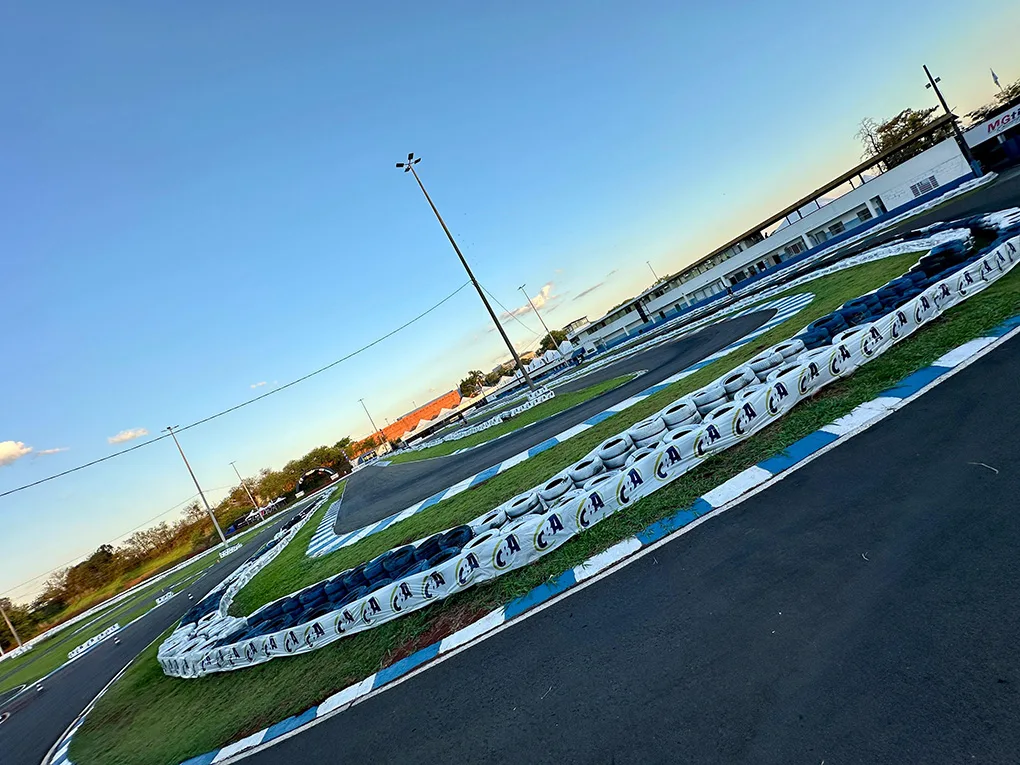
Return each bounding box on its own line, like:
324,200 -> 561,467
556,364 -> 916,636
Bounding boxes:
909,175 -> 940,198
828,221 -> 845,236
857,207 -> 873,222
772,254 -> 782,265
785,240 -> 805,257
870,196 -> 888,214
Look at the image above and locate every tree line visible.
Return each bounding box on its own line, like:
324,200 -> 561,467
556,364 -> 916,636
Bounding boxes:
0,437 -> 376,651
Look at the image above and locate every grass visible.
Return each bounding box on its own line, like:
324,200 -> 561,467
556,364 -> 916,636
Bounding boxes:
387,372 -> 637,463
72,252 -> 1020,765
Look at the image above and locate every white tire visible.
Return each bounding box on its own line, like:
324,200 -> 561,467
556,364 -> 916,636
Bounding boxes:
628,416 -> 666,444
626,446 -> 656,466
766,362 -> 800,382
662,425 -> 699,458
832,326 -> 865,345
506,492 -> 539,518
748,351 -> 783,374
583,472 -> 619,492
659,399 -> 700,429
597,434 -> 633,462
603,452 -> 630,470
471,508 -> 507,531
771,339 -> 805,359
633,431 -> 665,448
538,474 -> 572,504
722,366 -> 756,395
568,457 -> 604,485
698,396 -> 729,416
734,383 -> 765,401
692,384 -> 726,406
550,488 -> 584,509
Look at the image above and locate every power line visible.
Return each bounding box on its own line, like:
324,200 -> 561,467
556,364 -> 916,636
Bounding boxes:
0,282 -> 471,501
481,284 -> 542,337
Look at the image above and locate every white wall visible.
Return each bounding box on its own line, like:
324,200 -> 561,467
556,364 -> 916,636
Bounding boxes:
570,137 -> 971,351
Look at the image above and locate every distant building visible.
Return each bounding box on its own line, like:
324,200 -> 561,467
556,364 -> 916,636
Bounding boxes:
564,317 -> 589,334
378,390 -> 463,443
570,122 -> 975,353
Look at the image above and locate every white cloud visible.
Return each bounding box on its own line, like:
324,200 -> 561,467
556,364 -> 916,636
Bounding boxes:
250,381 -> 267,389
108,428 -> 149,444
504,282 -> 560,319
0,441 -> 32,467
36,447 -> 69,455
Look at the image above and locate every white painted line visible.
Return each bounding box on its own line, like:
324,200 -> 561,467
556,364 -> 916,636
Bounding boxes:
701,466 -> 773,508
212,730 -> 267,762
932,336 -> 996,367
553,422 -> 593,442
438,608 -> 507,653
315,676 -> 376,717
821,404 -> 890,436
573,538 -> 643,582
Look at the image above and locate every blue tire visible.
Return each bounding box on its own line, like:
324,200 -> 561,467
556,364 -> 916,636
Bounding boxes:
383,546 -> 416,575
440,525 -> 473,551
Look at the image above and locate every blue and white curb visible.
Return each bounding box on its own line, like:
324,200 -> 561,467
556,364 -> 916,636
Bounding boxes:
47,313 -> 1020,765
306,292 -> 815,558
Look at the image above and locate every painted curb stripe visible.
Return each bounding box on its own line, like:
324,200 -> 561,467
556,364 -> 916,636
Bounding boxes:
307,294 -> 814,558
52,317 -> 1020,765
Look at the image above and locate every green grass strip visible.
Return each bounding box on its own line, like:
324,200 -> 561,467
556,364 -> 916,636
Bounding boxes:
386,372 -> 637,463
72,254 -> 1020,765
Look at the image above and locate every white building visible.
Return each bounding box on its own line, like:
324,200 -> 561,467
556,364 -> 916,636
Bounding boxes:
570,122 -> 972,353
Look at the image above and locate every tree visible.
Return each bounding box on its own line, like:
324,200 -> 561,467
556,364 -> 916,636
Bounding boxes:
856,107 -> 953,169
539,330 -> 567,353
458,370 -> 485,397
968,78 -> 1020,124
483,369 -> 505,387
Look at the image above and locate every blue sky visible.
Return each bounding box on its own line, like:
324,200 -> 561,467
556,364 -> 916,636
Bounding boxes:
1,0 -> 1017,601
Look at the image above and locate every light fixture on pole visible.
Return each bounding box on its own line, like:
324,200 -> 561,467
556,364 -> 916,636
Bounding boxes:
229,461 -> 260,514
359,398 -> 386,446
924,64 -> 982,177
518,283 -> 552,341
647,261 -> 660,282
396,153 -> 536,390
165,426 -> 227,545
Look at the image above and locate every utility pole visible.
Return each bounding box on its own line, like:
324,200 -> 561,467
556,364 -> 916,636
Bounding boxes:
0,602 -> 23,648
359,398 -> 386,446
924,64 -> 982,177
647,261 -> 660,282
518,283 -> 552,341
396,153 -> 536,390
229,461 -> 260,514
165,426 -> 227,545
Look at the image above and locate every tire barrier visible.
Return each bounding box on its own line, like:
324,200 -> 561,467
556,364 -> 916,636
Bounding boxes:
404,387 -> 556,453
157,224 -> 1020,678
68,624 -> 121,661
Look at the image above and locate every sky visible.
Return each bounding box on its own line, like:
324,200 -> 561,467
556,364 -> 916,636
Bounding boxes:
1,0 -> 1017,602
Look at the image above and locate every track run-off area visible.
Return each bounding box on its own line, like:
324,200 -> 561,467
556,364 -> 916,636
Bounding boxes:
12,171 -> 1020,765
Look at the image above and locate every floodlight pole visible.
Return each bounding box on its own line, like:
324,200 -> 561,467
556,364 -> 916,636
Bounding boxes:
518,283 -> 552,340
647,261 -> 660,282
359,398 -> 386,446
924,64 -> 982,177
396,154 -> 536,391
0,603 -> 23,648
165,426 -> 227,545
229,461 -> 260,514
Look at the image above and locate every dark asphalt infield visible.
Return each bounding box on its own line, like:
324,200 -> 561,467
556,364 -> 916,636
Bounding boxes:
334,309 -> 775,535
260,332 -> 1020,765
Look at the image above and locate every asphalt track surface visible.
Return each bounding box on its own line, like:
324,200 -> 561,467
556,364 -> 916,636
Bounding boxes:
334,310 -> 775,535
0,500 -> 316,765
256,327 -> 1020,765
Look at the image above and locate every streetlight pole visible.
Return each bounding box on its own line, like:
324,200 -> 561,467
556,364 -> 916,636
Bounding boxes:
396,153 -> 536,391
518,283 -> 552,340
359,398 -> 386,447
165,426 -> 227,545
647,261 -> 660,282
0,603 -> 23,648
924,64 -> 982,177
229,461 -> 260,514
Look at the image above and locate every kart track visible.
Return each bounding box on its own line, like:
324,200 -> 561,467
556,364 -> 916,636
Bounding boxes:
0,498 -> 321,765
248,314 -> 1020,765
333,309 -> 775,536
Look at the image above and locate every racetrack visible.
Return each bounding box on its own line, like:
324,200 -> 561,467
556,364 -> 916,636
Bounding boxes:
0,498 -> 321,765
252,322 -> 1020,765
333,309 -> 776,536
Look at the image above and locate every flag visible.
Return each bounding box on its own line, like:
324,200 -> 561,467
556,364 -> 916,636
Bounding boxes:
991,68 -> 1001,89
